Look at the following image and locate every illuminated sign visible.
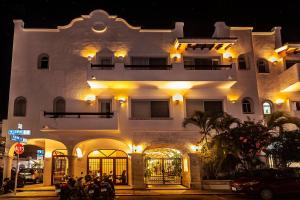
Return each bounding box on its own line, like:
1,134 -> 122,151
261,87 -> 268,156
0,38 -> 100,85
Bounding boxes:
10,135 -> 27,143
8,130 -> 31,136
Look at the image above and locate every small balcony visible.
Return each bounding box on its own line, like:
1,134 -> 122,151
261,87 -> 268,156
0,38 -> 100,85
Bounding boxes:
279,63 -> 300,92
124,64 -> 172,70
91,63 -> 114,70
184,64 -> 232,70
40,111 -> 118,131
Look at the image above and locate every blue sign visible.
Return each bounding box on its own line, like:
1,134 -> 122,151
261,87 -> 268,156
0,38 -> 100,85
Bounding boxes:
37,150 -> 44,156
10,135 -> 27,143
8,130 -> 31,136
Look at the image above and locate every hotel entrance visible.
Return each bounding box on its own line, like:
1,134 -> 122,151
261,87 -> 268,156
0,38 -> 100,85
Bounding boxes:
88,149 -> 128,185
144,148 -> 182,185
52,150 -> 68,185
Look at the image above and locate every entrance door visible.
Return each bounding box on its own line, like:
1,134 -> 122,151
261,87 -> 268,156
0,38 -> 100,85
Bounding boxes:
88,150 -> 128,185
52,150 -> 68,185
145,158 -> 182,184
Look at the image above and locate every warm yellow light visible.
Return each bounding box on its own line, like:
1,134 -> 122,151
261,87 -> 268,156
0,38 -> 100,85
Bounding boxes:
183,158 -> 189,172
133,145 -> 143,153
191,145 -> 200,152
80,46 -> 99,59
269,57 -> 278,63
275,98 -> 285,105
85,95 -> 96,104
116,96 -> 127,104
281,82 -> 300,92
114,50 -> 127,58
170,53 -> 182,62
223,52 -> 232,59
162,82 -> 192,89
76,147 -> 83,158
172,94 -> 183,104
45,151 -> 52,158
275,45 -> 288,53
227,95 -> 239,104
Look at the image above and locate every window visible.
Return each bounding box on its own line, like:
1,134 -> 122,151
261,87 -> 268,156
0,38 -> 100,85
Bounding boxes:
53,97 -> 66,113
257,58 -> 269,73
186,99 -> 223,117
38,54 -> 49,69
263,101 -> 272,115
14,96 -> 27,117
238,55 -> 247,70
293,101 -> 300,111
285,60 -> 300,69
131,100 -> 169,119
99,99 -> 112,113
242,98 -> 253,114
98,57 -> 113,65
184,57 -> 220,66
131,57 -> 167,65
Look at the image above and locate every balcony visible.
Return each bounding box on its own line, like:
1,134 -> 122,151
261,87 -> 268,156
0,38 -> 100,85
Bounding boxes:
280,63 -> 300,92
91,63 -> 114,70
40,111 -> 118,131
124,64 -> 172,70
184,64 -> 232,70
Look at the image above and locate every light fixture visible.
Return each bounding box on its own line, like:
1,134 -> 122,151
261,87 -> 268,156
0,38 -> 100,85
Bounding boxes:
170,53 -> 182,62
275,98 -> 285,105
172,94 -> 183,104
133,145 -> 143,153
117,96 -> 127,104
269,57 -> 278,63
76,147 -> 83,158
191,145 -> 200,152
44,151 -> 52,158
223,52 -> 232,60
91,76 -> 96,80
85,95 -> 96,105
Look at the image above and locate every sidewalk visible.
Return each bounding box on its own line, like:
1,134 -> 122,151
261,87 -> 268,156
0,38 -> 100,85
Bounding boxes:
0,184 -> 234,198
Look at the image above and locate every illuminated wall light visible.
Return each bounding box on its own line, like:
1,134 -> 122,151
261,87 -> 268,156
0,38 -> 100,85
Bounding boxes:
191,145 -> 200,152
91,76 -> 96,80
133,145 -> 143,153
223,52 -> 232,59
275,98 -> 285,105
116,96 -> 127,104
170,53 -> 182,62
163,82 -> 192,89
76,147 -> 83,158
45,151 -> 52,158
85,95 -> 96,105
172,94 -> 183,105
269,57 -> 278,63
228,95 -> 239,104
93,150 -> 100,155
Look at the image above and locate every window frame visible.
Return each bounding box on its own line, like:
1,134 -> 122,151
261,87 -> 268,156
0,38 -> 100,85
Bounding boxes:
262,101 -> 272,115
185,99 -> 224,117
13,96 -> 27,117
238,54 -> 248,70
37,53 -> 50,70
130,57 -> 168,66
242,97 -> 254,114
130,99 -> 171,120
257,58 -> 270,73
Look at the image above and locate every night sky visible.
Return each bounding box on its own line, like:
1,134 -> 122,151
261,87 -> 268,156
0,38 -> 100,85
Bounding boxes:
1,0 -> 300,120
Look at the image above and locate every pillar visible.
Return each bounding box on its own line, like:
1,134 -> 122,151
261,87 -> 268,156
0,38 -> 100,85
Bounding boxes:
189,153 -> 202,189
43,157 -> 52,186
3,155 -> 13,179
67,154 -> 75,178
131,153 -> 145,189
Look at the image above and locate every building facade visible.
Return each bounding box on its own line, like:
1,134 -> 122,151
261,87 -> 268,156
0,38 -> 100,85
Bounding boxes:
2,10 -> 300,188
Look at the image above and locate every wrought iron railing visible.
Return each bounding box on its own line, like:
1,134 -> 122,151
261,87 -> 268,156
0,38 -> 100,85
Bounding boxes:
91,64 -> 114,70
44,111 -> 114,118
184,64 -> 232,70
124,64 -> 172,70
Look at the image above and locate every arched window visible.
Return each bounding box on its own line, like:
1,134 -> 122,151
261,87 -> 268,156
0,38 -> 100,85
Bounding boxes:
257,58 -> 269,73
238,54 -> 247,70
242,97 -> 253,114
53,97 -> 66,113
38,53 -> 49,69
14,96 -> 27,116
263,101 -> 272,115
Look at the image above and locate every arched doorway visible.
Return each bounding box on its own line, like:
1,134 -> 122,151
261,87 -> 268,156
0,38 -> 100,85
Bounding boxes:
87,149 -> 128,185
144,148 -> 182,185
52,149 -> 68,185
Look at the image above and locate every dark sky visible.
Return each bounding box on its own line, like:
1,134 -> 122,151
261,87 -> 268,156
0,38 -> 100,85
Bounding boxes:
1,0 -> 300,120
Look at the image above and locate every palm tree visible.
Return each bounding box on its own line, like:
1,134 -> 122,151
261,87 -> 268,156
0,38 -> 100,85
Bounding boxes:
266,111 -> 300,134
214,112 -> 241,134
182,111 -> 218,144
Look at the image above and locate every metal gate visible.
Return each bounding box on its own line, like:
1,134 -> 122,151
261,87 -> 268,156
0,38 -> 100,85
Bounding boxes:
88,157 -> 128,185
145,158 -> 182,184
52,150 -> 68,185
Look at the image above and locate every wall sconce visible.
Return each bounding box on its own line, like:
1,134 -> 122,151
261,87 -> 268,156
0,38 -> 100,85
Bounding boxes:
117,96 -> 127,104
269,57 -> 278,63
45,151 -> 52,159
170,53 -> 182,63
87,55 -> 94,62
228,95 -> 239,104
85,95 -> 96,105
114,51 -> 127,63
91,76 -> 96,80
133,145 -> 143,153
191,145 -> 200,152
223,52 -> 233,61
275,98 -> 285,105
172,94 -> 183,105
76,147 -> 83,158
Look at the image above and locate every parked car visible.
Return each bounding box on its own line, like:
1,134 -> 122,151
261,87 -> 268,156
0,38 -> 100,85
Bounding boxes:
19,168 -> 43,184
231,168 -> 300,200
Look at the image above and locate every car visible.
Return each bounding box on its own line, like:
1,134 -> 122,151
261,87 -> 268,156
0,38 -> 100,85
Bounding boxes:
19,168 -> 43,184
231,168 -> 300,200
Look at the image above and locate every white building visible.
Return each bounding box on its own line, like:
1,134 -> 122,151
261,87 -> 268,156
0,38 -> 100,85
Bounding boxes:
2,10 -> 300,188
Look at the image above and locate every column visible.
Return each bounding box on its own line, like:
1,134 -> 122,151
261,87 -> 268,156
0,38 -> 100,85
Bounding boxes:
131,153 -> 145,189
67,154 -> 75,178
43,157 -> 52,186
189,153 -> 202,189
3,155 -> 13,179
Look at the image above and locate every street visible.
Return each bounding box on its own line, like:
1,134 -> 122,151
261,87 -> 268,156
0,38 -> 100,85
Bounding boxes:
1,195 -> 300,200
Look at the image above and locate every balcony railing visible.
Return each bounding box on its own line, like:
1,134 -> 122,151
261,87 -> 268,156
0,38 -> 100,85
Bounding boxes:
44,111 -> 114,118
124,64 -> 172,70
184,64 -> 232,70
91,63 -> 114,70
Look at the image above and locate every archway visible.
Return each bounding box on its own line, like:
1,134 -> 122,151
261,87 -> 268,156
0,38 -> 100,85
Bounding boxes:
144,148 -> 182,185
87,149 -> 128,185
